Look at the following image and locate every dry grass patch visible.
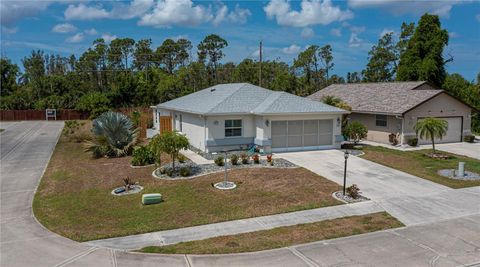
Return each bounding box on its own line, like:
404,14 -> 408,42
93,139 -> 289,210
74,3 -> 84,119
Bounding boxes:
34,130 -> 342,241
140,212 -> 403,254
361,146 -> 480,188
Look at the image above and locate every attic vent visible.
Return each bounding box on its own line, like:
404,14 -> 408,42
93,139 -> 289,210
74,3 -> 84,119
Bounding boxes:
210,88 -> 216,92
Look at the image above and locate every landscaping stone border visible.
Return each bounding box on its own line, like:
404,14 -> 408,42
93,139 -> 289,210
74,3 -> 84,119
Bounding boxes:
332,191 -> 369,204
437,169 -> 480,181
130,163 -> 156,169
152,158 -> 298,180
111,185 -> 144,196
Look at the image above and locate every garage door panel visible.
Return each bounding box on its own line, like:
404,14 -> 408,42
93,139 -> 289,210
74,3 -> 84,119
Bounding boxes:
418,117 -> 462,145
271,119 -> 333,151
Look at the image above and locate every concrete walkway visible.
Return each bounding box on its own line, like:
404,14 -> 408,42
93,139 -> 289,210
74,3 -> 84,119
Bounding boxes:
87,201 -> 383,249
1,121 -> 479,267
280,150 -> 480,225
361,140 -> 480,159
181,149 -> 214,164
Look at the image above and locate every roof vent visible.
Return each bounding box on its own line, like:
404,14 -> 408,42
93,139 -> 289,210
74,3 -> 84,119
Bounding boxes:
210,88 -> 216,92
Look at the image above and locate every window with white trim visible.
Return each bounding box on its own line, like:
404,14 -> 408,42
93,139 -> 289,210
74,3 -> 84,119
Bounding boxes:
225,119 -> 242,137
375,115 -> 388,127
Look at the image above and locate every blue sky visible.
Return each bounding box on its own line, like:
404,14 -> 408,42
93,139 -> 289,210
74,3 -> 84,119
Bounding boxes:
1,0 -> 479,81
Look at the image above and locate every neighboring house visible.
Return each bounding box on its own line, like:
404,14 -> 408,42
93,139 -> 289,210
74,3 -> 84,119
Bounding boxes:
309,81 -> 475,145
152,83 -> 349,153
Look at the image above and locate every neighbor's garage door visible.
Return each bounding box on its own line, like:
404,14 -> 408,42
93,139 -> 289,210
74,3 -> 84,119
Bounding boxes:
418,117 -> 462,145
271,119 -> 333,152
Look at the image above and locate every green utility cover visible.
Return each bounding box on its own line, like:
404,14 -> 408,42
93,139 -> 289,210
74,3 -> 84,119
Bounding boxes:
142,193 -> 162,205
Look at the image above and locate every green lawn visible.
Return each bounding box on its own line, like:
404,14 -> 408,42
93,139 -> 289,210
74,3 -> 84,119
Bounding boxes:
33,128 -> 343,242
361,146 -> 480,188
140,212 -> 403,254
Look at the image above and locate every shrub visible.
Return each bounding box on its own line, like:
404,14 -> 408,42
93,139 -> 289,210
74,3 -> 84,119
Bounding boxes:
84,111 -> 139,158
75,92 -> 111,119
253,154 -> 260,164
407,137 -> 418,147
240,153 -> 249,164
346,184 -> 360,199
389,133 -> 399,145
266,154 -> 272,162
178,154 -> 187,163
130,111 -> 141,128
150,131 -> 189,172
131,145 -> 155,166
165,167 -> 174,177
230,154 -> 239,165
214,156 -> 224,166
179,166 -> 191,177
343,122 -> 368,144
464,135 -> 475,143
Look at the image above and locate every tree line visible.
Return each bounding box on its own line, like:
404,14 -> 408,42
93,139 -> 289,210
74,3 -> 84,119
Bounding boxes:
1,13 -> 479,131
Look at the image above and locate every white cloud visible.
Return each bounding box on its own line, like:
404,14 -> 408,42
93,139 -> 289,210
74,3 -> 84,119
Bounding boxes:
449,32 -> 460,38
85,28 -> 98,35
1,26 -> 18,34
301,27 -> 315,39
330,28 -> 342,37
0,1 -> 51,25
66,32 -> 85,43
102,33 -> 117,43
379,29 -> 394,38
65,3 -> 110,20
348,0 -> 464,18
348,26 -> 365,47
52,23 -> 77,33
282,44 -> 301,54
139,0 -> 213,27
264,0 -> 353,27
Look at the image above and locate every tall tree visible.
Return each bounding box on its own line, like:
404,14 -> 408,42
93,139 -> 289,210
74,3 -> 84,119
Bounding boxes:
108,38 -> 135,70
397,14 -> 450,86
133,39 -> 153,71
293,45 -> 321,95
156,38 -> 192,74
197,34 -> 228,83
319,44 -> 334,83
363,32 -> 398,82
0,58 -> 20,96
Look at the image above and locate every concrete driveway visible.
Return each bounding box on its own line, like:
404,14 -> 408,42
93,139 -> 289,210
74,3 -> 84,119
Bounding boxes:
1,121 -> 480,267
280,150 -> 480,225
437,142 -> 480,160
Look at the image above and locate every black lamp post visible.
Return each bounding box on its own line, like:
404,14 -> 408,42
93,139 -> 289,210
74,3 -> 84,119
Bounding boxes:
343,150 -> 350,196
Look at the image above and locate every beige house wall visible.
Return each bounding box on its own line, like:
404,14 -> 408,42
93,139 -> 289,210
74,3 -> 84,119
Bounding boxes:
348,113 -> 402,144
403,93 -> 472,138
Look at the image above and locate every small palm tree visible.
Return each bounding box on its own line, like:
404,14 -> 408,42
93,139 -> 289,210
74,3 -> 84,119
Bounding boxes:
414,118 -> 448,154
84,111 -> 139,157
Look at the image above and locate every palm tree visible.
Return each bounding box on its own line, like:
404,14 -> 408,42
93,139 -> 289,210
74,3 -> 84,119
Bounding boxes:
414,118 -> 448,154
84,111 -> 139,157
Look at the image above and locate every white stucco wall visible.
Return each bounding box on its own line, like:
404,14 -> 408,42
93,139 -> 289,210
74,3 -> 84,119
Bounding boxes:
206,115 -> 256,140
169,111 -> 206,151
348,113 -> 402,144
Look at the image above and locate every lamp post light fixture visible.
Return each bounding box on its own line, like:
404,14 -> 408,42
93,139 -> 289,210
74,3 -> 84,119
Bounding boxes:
212,150 -> 237,190
343,150 -> 350,196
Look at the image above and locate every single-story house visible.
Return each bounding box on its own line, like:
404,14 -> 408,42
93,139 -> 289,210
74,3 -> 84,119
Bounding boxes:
309,81 -> 475,145
152,83 -> 349,153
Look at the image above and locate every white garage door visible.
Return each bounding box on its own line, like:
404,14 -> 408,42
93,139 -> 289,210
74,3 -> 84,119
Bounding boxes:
418,117 -> 462,145
271,119 -> 333,152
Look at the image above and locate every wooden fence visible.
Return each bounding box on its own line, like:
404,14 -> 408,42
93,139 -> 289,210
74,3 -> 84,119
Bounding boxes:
0,110 -> 90,121
0,108 -> 154,139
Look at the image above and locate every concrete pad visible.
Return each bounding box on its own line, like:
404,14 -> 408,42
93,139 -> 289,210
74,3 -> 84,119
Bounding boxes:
437,142 -> 480,160
64,248 -> 114,267
116,251 -> 189,267
1,235 -> 92,267
1,217 -> 54,243
297,231 -> 441,267
189,248 -> 311,267
0,190 -> 34,222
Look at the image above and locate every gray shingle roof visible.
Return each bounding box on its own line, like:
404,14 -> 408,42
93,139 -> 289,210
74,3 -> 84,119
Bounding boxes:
308,81 -> 443,115
157,83 -> 348,115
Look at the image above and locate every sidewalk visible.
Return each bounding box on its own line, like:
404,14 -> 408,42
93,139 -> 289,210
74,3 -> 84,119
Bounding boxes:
86,201 -> 383,250
181,149 -> 214,165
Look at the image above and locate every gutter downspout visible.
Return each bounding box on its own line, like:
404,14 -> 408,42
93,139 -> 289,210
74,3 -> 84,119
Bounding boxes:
204,116 -> 207,153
